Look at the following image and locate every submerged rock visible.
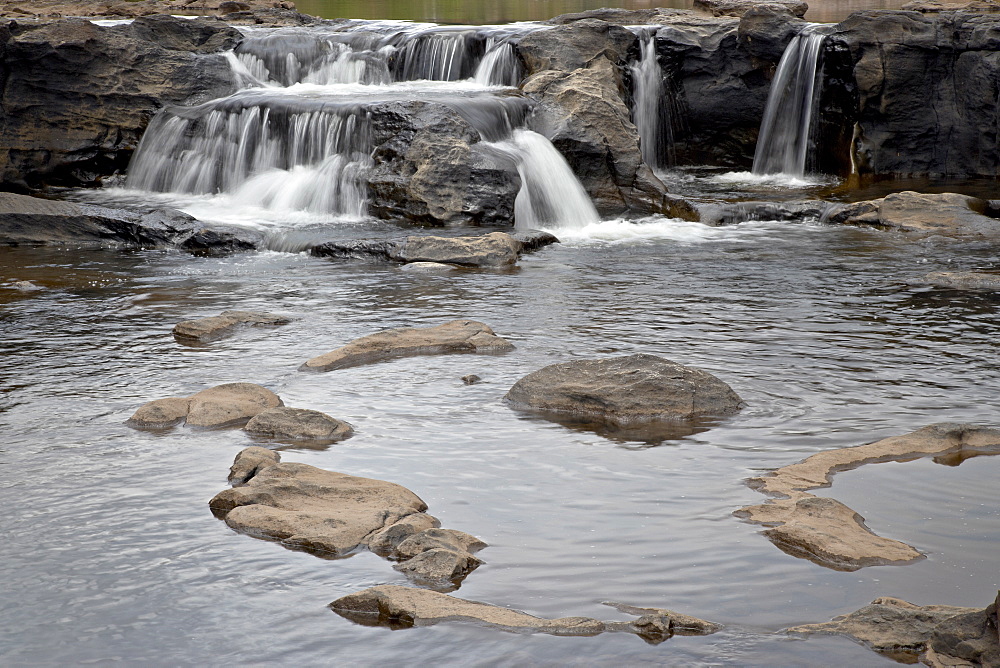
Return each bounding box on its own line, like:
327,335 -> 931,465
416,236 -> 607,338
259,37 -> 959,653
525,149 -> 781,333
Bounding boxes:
243,407 -> 353,443
911,271 -> 1000,291
300,320 -> 514,372
737,423 -> 1000,570
210,449 -> 487,589
126,382 -> 283,429
173,310 -> 291,342
504,354 -> 743,439
310,231 -> 538,268
330,585 -> 721,641
789,592 -> 1000,667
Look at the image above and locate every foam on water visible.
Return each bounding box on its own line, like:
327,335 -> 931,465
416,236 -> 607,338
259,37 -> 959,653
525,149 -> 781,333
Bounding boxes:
543,217 -> 787,244
711,170 -> 832,188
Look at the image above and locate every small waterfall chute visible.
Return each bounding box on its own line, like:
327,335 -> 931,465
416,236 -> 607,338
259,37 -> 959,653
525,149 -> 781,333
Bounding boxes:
752,24 -> 830,177
629,28 -> 675,169
472,37 -> 522,87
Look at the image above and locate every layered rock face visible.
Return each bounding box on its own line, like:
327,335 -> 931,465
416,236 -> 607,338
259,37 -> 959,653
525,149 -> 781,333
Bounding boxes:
0,15 -> 241,191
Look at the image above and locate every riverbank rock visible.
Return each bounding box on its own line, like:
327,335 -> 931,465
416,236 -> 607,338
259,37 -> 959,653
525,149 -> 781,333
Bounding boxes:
0,15 -> 241,191
211,449 -> 487,589
504,354 -> 743,438
173,310 -> 291,342
243,407 -> 353,443
737,423 -> 1000,570
517,21 -> 668,216
694,0 -> 808,17
910,271 -> 1000,290
126,382 -> 283,429
311,231 -> 557,267
789,592 -> 1000,666
0,0 -> 296,20
300,320 -> 514,372
331,585 -> 720,641
827,192 -> 1000,237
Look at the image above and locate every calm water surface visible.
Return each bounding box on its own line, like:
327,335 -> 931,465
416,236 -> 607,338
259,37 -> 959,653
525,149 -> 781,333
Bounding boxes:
2,210 -> 999,665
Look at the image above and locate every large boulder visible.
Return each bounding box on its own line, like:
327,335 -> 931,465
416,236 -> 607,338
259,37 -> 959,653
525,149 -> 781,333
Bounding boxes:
826,191 -> 1000,237
0,15 -> 240,191
366,101 -> 521,226
210,448 -> 487,589
833,10 -> 1000,179
737,423 -> 1000,570
300,320 -> 515,372
504,353 -> 743,440
331,585 -> 721,640
517,21 -> 668,216
126,382 -> 283,429
243,407 -> 353,443
789,593 -> 1000,666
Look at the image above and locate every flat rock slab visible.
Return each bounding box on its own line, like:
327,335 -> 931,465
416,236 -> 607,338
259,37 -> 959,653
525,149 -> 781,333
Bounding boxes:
828,192 -> 1000,238
693,0 -> 808,17
504,353 -> 742,439
244,407 -> 353,443
310,231 -> 547,268
300,320 -> 514,372
911,271 -> 1000,291
789,592 -> 999,666
173,310 -> 291,342
331,586 -> 720,642
737,423 -> 1000,570
126,382 -> 283,429
211,449 -> 487,589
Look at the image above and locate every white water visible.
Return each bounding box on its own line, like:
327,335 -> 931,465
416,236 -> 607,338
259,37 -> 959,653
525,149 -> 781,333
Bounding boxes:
473,37 -> 522,86
752,25 -> 828,177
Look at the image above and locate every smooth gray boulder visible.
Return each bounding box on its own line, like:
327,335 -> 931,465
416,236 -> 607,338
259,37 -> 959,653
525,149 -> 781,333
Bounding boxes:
173,310 -> 291,342
243,407 -> 353,443
300,320 -> 514,372
504,354 -> 743,438
210,448 -> 487,589
826,192 -> 1000,237
126,382 -> 283,429
310,231 -> 545,268
330,586 -> 721,641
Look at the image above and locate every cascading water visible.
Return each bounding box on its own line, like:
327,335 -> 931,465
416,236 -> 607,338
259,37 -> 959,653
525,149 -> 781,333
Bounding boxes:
751,24 -> 829,177
473,37 -> 522,87
629,28 -> 673,169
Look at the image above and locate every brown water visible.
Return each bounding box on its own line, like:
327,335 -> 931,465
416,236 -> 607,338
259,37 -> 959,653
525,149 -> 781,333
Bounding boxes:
3,214 -> 999,665
294,0 -> 911,25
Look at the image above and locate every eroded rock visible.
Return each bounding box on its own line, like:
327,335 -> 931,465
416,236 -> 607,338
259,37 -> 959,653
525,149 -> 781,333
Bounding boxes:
827,192 -> 1000,237
789,592 -> 1000,667
244,407 -> 353,443
310,232 -> 527,268
504,353 -> 743,440
173,310 -> 291,342
210,449 -> 487,589
694,0 -> 808,17
737,423 -> 1000,570
126,382 -> 282,429
330,585 -> 721,641
300,320 -> 514,372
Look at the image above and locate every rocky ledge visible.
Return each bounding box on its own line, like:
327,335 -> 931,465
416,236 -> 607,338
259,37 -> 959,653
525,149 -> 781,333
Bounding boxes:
504,353 -> 743,441
736,423 -> 1000,571
789,592 -> 1000,667
300,320 -> 515,372
331,585 -> 720,642
212,448 -> 486,590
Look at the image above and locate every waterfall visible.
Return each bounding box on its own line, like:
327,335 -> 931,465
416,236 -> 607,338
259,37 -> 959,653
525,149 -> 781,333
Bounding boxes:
491,129 -> 600,231
752,25 -> 829,177
630,29 -> 673,169
473,37 -> 522,87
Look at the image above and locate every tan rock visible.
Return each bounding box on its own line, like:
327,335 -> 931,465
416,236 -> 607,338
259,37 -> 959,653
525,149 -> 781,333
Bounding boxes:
227,445 -> 280,486
300,319 -> 514,372
243,407 -> 353,442
185,382 -> 283,428
830,192 -> 1000,238
393,548 -> 484,588
913,271 -> 1000,291
367,513 -> 441,557
399,232 -> 520,268
172,310 -> 290,342
392,528 -> 488,560
737,423 -> 1000,570
125,397 -> 191,428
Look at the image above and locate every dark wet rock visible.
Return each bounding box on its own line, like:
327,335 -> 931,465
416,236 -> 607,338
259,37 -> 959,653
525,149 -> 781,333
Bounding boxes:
173,310 -> 291,342
300,320 -> 514,372
211,449 -> 486,589
0,192 -> 260,252
548,7 -> 691,25
509,230 -> 560,253
0,16 -> 239,191
834,10 -> 1000,179
694,0 -> 808,17
126,382 -> 283,429
0,0 -> 298,20
311,231 -> 531,268
243,407 -> 353,443
789,592 -> 1000,667
504,353 -> 743,431
911,271 -> 1000,290
330,585 -> 721,640
227,445 -> 281,486
461,374 -> 482,385
737,423 -> 1000,571
517,21 -> 668,216
698,199 -> 835,226
826,192 -> 1000,237
178,226 -> 264,255
366,101 -> 522,226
